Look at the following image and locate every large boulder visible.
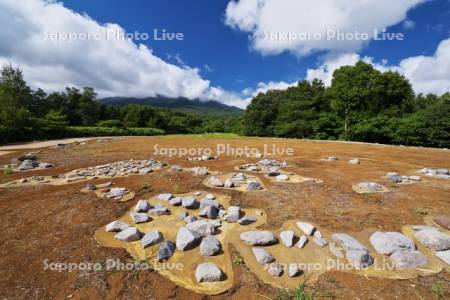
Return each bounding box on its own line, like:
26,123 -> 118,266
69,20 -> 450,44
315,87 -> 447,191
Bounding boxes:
186,220 -> 216,236
390,250 -> 428,269
415,228 -> 450,251
200,236 -> 221,256
157,241 -> 175,261
207,176 -> 224,187
226,206 -> 241,223
280,230 -> 296,247
148,207 -> 169,216
200,198 -> 220,209
141,230 -> 163,249
114,227 -> 142,242
369,231 -> 415,255
240,231 -> 278,246
252,247 -> 275,264
332,233 -> 368,251
296,222 -> 316,236
105,220 -> 130,232
181,196 -> 198,209
134,200 -> 151,212
176,227 -> 202,250
199,205 -> 219,219
195,263 -> 224,283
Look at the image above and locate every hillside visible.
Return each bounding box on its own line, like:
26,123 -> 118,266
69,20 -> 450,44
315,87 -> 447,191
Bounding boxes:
99,96 -> 244,117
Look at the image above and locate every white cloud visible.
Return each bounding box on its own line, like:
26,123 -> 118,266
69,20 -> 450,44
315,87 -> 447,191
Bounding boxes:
402,19 -> 416,30
0,0 -> 249,107
242,80 -> 295,98
305,38 -> 450,96
225,0 -> 426,56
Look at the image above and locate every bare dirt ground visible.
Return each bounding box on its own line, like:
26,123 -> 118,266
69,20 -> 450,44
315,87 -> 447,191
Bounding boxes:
0,136 -> 449,299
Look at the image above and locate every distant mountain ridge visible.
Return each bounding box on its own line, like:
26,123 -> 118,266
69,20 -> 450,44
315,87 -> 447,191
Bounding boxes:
99,96 -> 244,117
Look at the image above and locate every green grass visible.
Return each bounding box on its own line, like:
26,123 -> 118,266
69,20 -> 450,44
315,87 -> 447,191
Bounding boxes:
415,207 -> 429,216
277,284 -> 314,300
232,255 -> 244,265
431,280 -> 444,299
281,212 -> 291,221
3,167 -> 13,175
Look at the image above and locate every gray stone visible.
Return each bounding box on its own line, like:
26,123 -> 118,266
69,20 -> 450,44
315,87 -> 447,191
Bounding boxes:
105,220 -> 129,232
141,230 -> 163,249
208,176 -> 224,187
313,236 -> 328,247
184,215 -> 198,223
226,206 -> 241,223
195,263 -> 224,283
38,162 -> 54,168
205,193 -> 215,199
238,215 -> 257,225
369,231 -> 415,255
252,247 -> 275,264
415,228 -> 450,251
18,159 -> 35,170
390,250 -> 428,269
267,263 -> 284,277
435,250 -> 450,265
130,212 -> 150,224
276,174 -> 289,181
192,166 -> 209,176
114,227 -> 142,242
296,235 -> 308,248
345,250 -> 374,268
358,182 -> 384,192
157,241 -> 175,261
280,230 -> 296,247
194,191 -> 202,196
186,220 -> 216,236
105,188 -> 128,198
408,175 -> 422,181
313,231 -> 323,238
267,171 -> 280,177
148,207 -> 169,216
199,205 -> 219,219
332,233 -> 368,251
232,173 -> 247,181
181,196 -> 198,209
247,181 -> 262,191
134,200 -> 151,212
200,236 -> 221,256
296,222 -> 316,236
176,227 -> 201,250
169,197 -> 182,206
157,193 -> 173,201
200,198 -> 220,209
224,179 -> 234,188
240,231 -> 278,246
288,263 -> 301,277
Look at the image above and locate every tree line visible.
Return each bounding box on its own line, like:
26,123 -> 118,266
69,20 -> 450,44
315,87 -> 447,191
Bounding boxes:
0,64 -> 239,144
240,61 -> 449,148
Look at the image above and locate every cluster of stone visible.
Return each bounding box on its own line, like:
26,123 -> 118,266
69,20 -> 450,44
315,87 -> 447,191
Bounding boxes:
187,154 -> 218,161
3,152 -> 54,171
386,172 -> 421,183
207,173 -> 263,191
418,168 -> 450,180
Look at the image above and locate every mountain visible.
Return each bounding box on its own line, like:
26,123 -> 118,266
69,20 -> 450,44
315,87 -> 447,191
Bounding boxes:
99,96 -> 244,117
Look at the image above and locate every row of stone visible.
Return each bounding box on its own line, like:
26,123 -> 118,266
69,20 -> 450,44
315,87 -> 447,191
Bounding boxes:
207,174 -> 263,191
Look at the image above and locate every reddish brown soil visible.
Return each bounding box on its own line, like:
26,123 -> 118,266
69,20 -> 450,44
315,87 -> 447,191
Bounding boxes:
0,136 -> 449,299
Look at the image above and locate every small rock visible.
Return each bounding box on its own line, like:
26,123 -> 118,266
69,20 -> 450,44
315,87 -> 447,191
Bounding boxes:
247,181 -> 262,191
313,236 -> 328,247
345,250 -> 374,268
141,230 -> 163,249
276,174 -> 289,181
390,250 -> 428,269
157,241 -> 175,261
205,193 -> 215,200
105,220 -> 129,232
288,263 -> 301,277
208,176 -> 224,187
238,215 -> 257,225
130,212 -> 150,224
252,247 -> 275,264
184,215 -> 198,223
240,231 -> 278,246
226,206 -> 241,223
157,193 -> 173,201
267,263 -> 284,277
296,235 -> 308,248
200,198 -> 220,209
224,179 -> 234,188
176,227 -> 202,251
195,263 -> 224,283
186,220 -> 216,236
280,230 -> 296,247
296,222 -> 316,236
200,236 -> 222,256
199,205 -> 219,219
148,207 -> 169,216
349,158 -> 360,165
181,196 -> 198,209
169,197 -> 182,206
134,200 -> 151,212
114,227 -> 142,242
194,191 -> 202,196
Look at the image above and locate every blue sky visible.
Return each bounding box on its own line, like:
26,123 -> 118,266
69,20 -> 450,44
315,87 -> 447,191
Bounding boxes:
1,0 -> 450,107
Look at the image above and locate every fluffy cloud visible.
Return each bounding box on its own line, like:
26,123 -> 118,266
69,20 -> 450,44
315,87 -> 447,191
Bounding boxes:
0,0 -> 249,107
225,0 -> 426,56
242,80 -> 296,99
305,38 -> 450,95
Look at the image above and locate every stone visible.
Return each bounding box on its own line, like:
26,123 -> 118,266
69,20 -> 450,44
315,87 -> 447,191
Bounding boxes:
313,231 -> 323,238
369,231 -> 415,255
105,220 -> 130,232
408,175 -> 422,181
218,209 -> 226,218
170,165 -> 183,172
195,263 -> 224,283
199,205 -> 219,219
276,174 -> 289,181
296,222 -> 316,236
157,193 -> 173,201
224,179 -> 234,188
148,207 -> 169,216
226,206 -> 241,223
105,187 -> 128,198
114,227 -> 142,242
200,198 -> 220,209
388,175 -> 403,183
345,250 -> 374,268
280,230 -> 296,247
134,200 -> 151,212
186,220 -> 216,236
240,231 -> 278,246
200,236 -> 221,256
267,263 -> 284,277
86,183 -> 97,191
268,171 -> 280,177
18,159 -> 35,170
139,167 -> 153,175
157,241 -> 175,261
130,212 -> 150,224
184,215 -> 198,223
313,236 -> 328,247
435,250 -> 450,265
358,182 -> 384,192
332,233 -> 368,251
141,230 -> 163,249
181,196 -> 198,209
176,227 -> 202,250
233,173 -> 247,181
238,215 -> 257,225
329,242 -> 345,258
390,250 -> 428,269
38,162 -> 54,168
252,247 -> 275,264
192,166 -> 209,176
349,158 -> 360,165
296,235 -> 308,248
205,193 -> 215,199
415,228 -> 450,251
247,181 -> 262,191
194,191 -> 202,196
434,215 -> 450,230
169,197 -> 182,206
208,176 -> 224,187
288,263 -> 301,277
